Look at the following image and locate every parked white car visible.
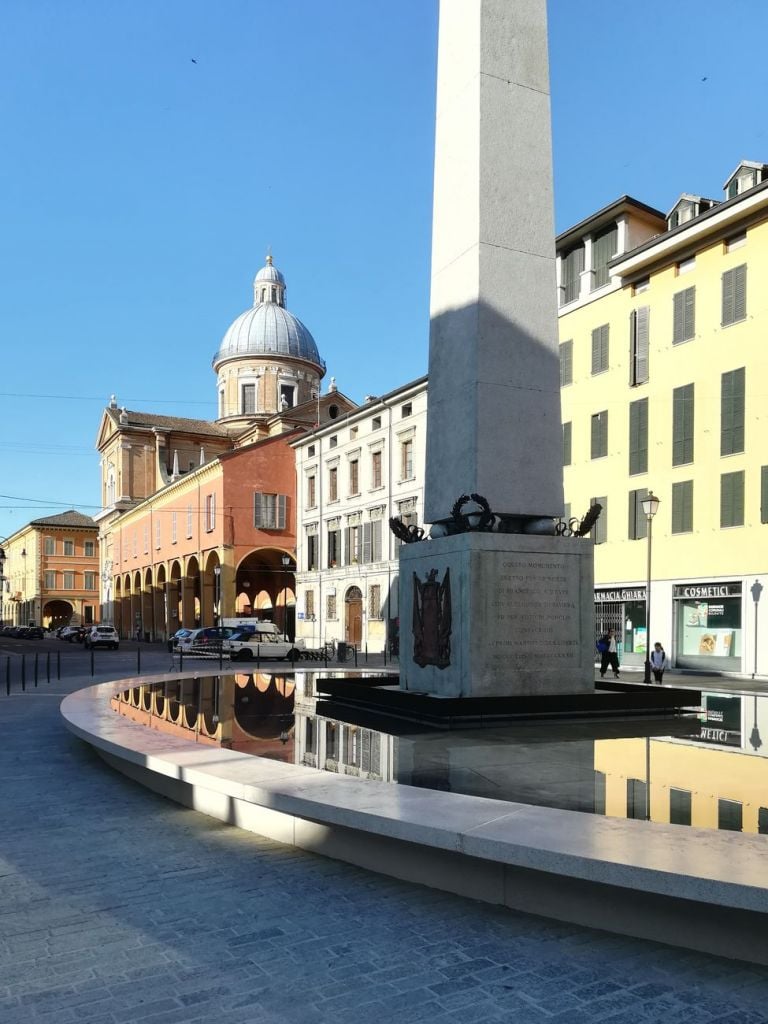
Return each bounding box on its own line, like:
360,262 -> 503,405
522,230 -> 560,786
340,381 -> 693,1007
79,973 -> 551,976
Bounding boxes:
223,626 -> 305,662
83,625 -> 120,650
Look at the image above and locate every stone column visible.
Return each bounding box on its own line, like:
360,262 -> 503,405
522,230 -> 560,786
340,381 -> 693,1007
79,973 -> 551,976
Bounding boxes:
424,0 -> 564,527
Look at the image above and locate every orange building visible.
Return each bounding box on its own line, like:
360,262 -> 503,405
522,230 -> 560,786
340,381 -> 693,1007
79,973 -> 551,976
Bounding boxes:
94,257 -> 355,639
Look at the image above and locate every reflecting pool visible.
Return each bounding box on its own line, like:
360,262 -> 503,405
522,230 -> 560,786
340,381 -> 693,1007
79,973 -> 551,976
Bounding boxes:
111,672 -> 768,835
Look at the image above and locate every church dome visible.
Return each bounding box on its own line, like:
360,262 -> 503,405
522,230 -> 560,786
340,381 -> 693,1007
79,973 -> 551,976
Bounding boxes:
213,256 -> 324,372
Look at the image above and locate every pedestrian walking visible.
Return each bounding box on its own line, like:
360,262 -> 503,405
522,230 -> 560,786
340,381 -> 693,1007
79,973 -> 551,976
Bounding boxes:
650,642 -> 667,683
597,628 -> 620,679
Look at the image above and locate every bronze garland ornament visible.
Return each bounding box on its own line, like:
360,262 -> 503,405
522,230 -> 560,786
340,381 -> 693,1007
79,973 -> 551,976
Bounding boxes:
388,518 -> 425,544
450,493 -> 495,532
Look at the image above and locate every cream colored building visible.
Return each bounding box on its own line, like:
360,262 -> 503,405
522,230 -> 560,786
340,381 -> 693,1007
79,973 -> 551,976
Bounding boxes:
292,377 -> 427,655
558,160 -> 768,674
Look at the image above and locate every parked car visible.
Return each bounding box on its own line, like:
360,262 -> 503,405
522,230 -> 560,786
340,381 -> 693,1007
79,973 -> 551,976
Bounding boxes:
169,628 -> 194,648
223,626 -> 305,662
83,626 -> 119,650
59,625 -> 82,642
177,626 -> 236,655
25,626 -> 44,639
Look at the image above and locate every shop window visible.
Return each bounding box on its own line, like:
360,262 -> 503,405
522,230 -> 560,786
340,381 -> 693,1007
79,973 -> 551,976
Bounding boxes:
590,411 -> 608,459
559,340 -> 573,386
670,789 -> 692,826
562,422 -> 572,467
671,481 -> 694,534
675,586 -> 742,666
721,471 -> 745,528
718,799 -> 743,832
629,307 -> 649,385
721,367 -> 745,456
591,324 -> 609,374
628,398 -> 648,475
673,383 -> 695,466
673,287 -> 695,345
626,778 -> 647,820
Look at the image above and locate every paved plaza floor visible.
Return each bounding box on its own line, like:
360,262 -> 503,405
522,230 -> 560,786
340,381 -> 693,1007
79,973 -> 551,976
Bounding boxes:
2,673 -> 768,1023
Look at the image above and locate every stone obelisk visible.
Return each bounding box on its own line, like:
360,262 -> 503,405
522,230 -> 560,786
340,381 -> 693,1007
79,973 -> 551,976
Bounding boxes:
399,0 -> 594,698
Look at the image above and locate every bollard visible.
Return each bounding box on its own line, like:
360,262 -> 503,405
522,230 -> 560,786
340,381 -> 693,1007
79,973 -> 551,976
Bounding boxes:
324,646 -> 328,669
257,644 -> 261,669
34,652 -> 39,687
46,651 -> 51,684
6,656 -> 10,696
365,643 -> 368,664
57,650 -> 61,680
291,646 -> 296,669
383,644 -> 387,666
21,655 -> 26,692
91,647 -> 95,677
179,648 -> 183,672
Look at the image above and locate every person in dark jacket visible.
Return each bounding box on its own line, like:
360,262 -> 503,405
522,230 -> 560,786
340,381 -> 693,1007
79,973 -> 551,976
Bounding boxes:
597,628 -> 620,679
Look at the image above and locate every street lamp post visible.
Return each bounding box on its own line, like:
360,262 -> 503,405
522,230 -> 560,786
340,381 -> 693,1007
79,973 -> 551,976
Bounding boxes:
281,554 -> 291,639
751,579 -> 763,680
213,565 -> 221,628
641,491 -> 660,685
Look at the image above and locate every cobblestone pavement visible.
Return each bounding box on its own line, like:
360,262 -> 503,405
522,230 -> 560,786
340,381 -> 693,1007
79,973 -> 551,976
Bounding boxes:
2,676 -> 768,1024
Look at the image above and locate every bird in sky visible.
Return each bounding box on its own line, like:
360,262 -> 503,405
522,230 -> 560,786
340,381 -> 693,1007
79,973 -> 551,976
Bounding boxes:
191,58 -> 198,64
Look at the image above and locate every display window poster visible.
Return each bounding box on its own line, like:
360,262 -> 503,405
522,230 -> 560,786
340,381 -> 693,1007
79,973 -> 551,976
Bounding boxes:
633,627 -> 647,654
679,599 -> 740,658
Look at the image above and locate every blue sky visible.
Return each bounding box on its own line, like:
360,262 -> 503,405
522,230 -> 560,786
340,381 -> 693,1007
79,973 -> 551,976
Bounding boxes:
1,0 -> 767,538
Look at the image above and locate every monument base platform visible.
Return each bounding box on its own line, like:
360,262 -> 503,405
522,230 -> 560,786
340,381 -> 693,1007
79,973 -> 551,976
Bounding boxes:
398,532 -> 595,698
314,677 -> 701,730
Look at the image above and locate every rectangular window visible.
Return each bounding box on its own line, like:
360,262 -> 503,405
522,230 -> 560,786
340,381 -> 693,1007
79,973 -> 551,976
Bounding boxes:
44,537 -> 55,555
349,459 -> 359,495
559,340 -> 573,386
626,778 -> 647,820
628,488 -> 649,540
186,504 -> 192,538
561,245 -> 584,304
307,444 -> 315,457
345,524 -> 362,564
326,593 -> 337,619
84,572 -> 96,590
562,422 -> 572,467
401,439 -> 414,479
672,286 -> 695,344
672,384 -> 695,466
371,450 -> 383,489
143,525 -> 149,553
241,383 -> 256,414
254,493 -> 287,530
63,571 -> 75,590
306,533 -> 318,571
307,475 -> 316,509
718,798 -> 743,832
171,511 -> 178,543
721,367 -> 745,456
327,528 -> 340,567
633,277 -> 649,295
677,256 -> 696,274
721,471 -> 745,528
64,539 -> 74,556
44,571 -> 56,589
628,398 -> 648,475
590,410 -> 608,459
350,426 -> 358,439
155,519 -> 161,550
369,584 -> 382,619
721,264 -> 747,326
372,416 -> 381,430
670,789 -> 692,826
725,232 -> 746,252
328,466 -> 338,501
303,590 -> 315,621
85,540 -> 95,557
329,435 -> 338,449
629,307 -> 649,385
132,532 -> 137,557
591,324 -> 609,374
591,496 -> 607,544
205,494 -> 216,532
592,224 -> 617,289
762,466 -> 768,524
401,402 -> 412,418
671,480 -> 694,534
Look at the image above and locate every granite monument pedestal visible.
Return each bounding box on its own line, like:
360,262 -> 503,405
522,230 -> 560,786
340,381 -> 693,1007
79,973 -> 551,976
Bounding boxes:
399,533 -> 594,698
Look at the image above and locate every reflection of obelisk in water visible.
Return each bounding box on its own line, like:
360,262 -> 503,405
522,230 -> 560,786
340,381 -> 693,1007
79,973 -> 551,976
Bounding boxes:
399,0 -> 594,698
425,0 -> 563,525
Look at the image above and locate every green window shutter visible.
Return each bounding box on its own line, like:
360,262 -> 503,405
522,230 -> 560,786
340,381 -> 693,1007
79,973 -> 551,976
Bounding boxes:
254,492 -> 263,527
673,287 -> 696,344
672,481 -> 693,534
721,471 -> 745,528
684,286 -> 696,339
562,248 -> 584,304
593,226 -> 617,288
761,466 -> 768,524
722,269 -> 735,326
591,496 -> 607,544
562,422 -> 572,466
559,340 -> 573,386
629,308 -> 649,384
672,383 -> 694,466
591,325 -> 609,374
721,368 -> 745,456
734,264 -> 747,321
628,489 -> 648,540
591,411 -> 608,458
629,398 -> 648,475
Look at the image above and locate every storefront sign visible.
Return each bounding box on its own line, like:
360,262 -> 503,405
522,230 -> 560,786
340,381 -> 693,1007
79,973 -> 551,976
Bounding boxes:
673,583 -> 742,599
595,588 -> 646,602
696,727 -> 742,747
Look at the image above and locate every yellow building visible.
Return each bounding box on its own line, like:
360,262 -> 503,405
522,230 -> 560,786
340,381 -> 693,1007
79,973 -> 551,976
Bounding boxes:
558,161 -> 768,675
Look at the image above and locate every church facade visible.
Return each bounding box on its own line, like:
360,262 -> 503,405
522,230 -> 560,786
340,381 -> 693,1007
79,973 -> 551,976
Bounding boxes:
95,257 -> 355,639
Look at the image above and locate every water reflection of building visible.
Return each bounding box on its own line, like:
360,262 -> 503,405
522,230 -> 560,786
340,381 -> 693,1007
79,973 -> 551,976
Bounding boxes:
595,694 -> 768,834
294,694 -> 396,782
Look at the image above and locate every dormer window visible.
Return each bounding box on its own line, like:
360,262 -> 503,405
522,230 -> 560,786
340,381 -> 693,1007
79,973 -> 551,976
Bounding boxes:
724,162 -> 768,199
592,224 -> 617,290
666,195 -> 717,232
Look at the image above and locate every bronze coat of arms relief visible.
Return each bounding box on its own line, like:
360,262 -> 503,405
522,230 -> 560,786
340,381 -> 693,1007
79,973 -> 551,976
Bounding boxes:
412,568 -> 452,669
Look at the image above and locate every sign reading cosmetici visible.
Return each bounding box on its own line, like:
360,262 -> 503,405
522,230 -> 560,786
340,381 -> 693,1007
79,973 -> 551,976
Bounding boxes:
673,583 -> 742,599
